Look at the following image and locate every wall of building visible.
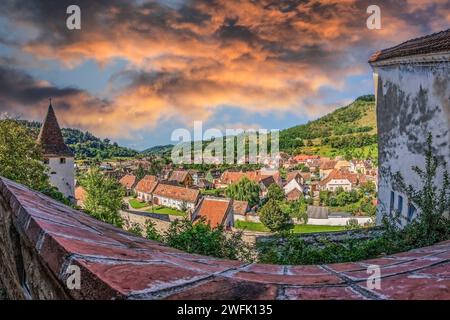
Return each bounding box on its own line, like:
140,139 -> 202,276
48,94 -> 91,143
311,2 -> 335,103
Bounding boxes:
374,62 -> 450,225
47,157 -> 75,200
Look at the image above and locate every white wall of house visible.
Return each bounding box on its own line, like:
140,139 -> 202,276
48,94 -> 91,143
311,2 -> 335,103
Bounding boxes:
372,58 -> 450,226
46,157 -> 75,200
137,192 -> 152,202
233,214 -> 372,226
154,195 -> 195,211
322,179 -> 352,192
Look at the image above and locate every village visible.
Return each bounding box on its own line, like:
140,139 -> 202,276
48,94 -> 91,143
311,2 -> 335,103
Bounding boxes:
74,152 -> 378,236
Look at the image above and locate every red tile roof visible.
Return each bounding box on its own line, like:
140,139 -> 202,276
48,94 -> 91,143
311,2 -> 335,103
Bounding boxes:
320,160 -> 337,170
37,103 -> 74,157
195,197 -> 232,227
319,170 -> 363,186
169,170 -> 191,183
286,171 -> 302,182
286,188 -> 302,201
74,186 -> 87,203
369,29 -> 450,63
153,183 -> 200,203
220,170 -> 280,185
119,174 -> 136,189
293,154 -> 320,162
135,175 -> 158,194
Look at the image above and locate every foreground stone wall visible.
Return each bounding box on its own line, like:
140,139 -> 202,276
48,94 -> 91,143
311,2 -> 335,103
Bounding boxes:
0,176 -> 449,300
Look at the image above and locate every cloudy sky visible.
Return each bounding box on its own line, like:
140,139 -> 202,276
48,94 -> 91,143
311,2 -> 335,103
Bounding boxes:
0,0 -> 448,150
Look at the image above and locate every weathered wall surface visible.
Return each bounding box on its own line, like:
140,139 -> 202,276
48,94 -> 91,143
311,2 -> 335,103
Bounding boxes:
0,176 -> 449,300
374,63 -> 450,224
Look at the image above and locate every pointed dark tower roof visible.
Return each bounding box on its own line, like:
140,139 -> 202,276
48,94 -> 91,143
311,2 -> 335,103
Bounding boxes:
37,102 -> 74,157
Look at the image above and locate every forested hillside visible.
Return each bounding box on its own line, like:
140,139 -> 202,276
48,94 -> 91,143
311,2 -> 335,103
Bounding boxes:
279,95 -> 377,159
18,120 -> 138,160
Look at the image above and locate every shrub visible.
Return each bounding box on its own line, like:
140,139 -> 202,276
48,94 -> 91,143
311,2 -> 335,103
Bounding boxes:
163,217 -> 254,261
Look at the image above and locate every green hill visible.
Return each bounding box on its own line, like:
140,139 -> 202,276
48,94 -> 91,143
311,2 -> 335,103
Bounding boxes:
141,144 -> 174,157
280,95 -> 377,160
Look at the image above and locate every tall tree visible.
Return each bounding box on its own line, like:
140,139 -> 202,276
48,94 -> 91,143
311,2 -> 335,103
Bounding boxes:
225,177 -> 260,207
259,199 -> 292,232
266,184 -> 285,202
0,119 -> 49,190
80,167 -> 125,227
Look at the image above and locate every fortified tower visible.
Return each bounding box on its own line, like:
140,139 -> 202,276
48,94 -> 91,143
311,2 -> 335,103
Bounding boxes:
37,102 -> 75,200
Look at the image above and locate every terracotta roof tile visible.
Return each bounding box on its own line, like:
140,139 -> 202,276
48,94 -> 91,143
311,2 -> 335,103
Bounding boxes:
119,174 -> 136,189
195,197 -> 232,227
153,183 -> 200,203
169,170 -> 190,183
135,175 -> 158,193
74,186 -> 87,202
286,188 -> 302,201
369,29 -> 450,63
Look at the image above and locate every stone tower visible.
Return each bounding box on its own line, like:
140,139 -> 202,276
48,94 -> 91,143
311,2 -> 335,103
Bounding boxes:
37,102 -> 75,200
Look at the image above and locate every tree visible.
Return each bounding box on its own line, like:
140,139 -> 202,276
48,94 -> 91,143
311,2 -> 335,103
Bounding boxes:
80,167 -> 125,227
0,119 -> 49,190
259,199 -> 292,232
145,219 -> 161,241
225,177 -> 260,207
393,133 -> 450,244
266,184 -> 285,202
163,217 -> 253,261
135,164 -> 146,181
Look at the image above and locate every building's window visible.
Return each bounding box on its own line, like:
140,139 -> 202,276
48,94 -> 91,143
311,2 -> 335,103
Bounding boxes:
50,171 -> 56,175
397,195 -> 403,213
390,191 -> 395,212
60,158 -> 66,164
43,158 -> 49,164
407,203 -> 417,222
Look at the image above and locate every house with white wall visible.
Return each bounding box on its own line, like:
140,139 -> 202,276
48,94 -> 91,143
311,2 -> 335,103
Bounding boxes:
152,182 -> 200,212
369,29 -> 450,225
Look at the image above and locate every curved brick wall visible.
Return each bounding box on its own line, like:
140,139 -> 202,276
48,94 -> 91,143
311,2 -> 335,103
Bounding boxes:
0,176 -> 449,300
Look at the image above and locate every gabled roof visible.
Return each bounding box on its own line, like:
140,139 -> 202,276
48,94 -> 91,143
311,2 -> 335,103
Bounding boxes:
320,160 -> 337,170
37,103 -> 74,157
369,29 -> 450,63
286,188 -> 302,201
259,175 -> 276,189
194,197 -> 232,227
319,169 -> 361,186
169,170 -> 191,183
119,174 -> 136,189
286,171 -> 302,182
153,183 -> 200,203
135,175 -> 158,193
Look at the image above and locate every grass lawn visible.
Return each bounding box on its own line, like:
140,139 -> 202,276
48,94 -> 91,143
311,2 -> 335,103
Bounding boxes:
146,206 -> 186,216
128,198 -> 150,209
235,220 -> 346,234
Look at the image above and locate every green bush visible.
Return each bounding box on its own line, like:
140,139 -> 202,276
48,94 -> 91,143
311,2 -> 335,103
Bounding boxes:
164,218 -> 254,261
